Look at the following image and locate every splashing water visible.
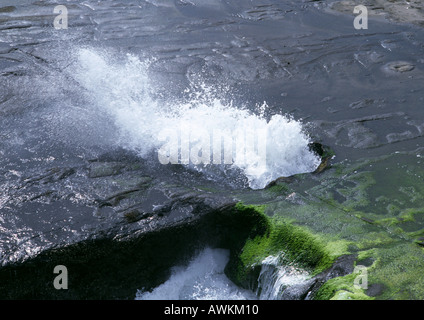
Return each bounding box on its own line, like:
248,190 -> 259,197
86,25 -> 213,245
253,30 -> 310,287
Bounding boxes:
135,248 -> 312,300
72,48 -> 320,189
256,255 -> 311,300
135,248 -> 256,300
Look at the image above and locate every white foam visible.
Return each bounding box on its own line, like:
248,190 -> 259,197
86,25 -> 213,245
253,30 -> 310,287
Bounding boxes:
135,248 -> 312,300
256,255 -> 310,300
72,48 -> 320,189
135,248 -> 256,300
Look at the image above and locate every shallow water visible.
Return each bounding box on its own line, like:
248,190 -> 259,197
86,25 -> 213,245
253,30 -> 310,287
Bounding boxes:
1,0 -> 424,299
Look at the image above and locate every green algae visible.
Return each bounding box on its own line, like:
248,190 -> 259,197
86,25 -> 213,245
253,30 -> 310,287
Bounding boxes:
314,272 -> 374,300
240,222 -> 333,274
228,151 -> 424,300
365,242 -> 424,300
225,203 -> 337,289
264,183 -> 291,195
307,153 -> 424,299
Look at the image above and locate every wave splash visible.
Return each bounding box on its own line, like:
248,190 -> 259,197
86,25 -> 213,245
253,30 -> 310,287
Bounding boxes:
135,248 -> 313,300
72,48 -> 320,189
135,248 -> 256,300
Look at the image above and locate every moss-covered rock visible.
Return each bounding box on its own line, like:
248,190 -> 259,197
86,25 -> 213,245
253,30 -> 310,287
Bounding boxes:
231,150 -> 424,300
3,146 -> 424,300
223,203 -> 335,292
315,273 -> 374,300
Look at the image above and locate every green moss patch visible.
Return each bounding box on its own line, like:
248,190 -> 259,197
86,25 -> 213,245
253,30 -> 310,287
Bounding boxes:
224,203 -> 335,289
240,222 -> 333,274
315,272 -> 374,300
228,151 -> 424,300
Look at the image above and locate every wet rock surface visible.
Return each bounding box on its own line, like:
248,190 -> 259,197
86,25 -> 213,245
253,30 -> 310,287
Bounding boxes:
328,0 -> 424,27
0,146 -> 369,300
1,0 -> 424,300
382,61 -> 415,74
0,149 -> 240,299
305,254 -> 357,300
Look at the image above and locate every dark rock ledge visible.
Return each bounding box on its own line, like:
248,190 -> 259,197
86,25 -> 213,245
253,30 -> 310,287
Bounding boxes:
0,149 -> 346,300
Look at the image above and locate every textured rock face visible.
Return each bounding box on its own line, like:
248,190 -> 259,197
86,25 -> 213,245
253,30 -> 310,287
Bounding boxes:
1,0 -> 424,301
0,145 -> 347,300
0,149 -> 240,299
2,147 -> 424,300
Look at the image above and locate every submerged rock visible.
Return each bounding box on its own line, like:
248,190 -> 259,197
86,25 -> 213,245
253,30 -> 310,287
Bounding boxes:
264,142 -> 334,188
88,162 -> 126,178
382,61 -> 415,74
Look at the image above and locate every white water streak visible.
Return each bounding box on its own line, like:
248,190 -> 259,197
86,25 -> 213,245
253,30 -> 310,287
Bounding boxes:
256,255 -> 310,300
